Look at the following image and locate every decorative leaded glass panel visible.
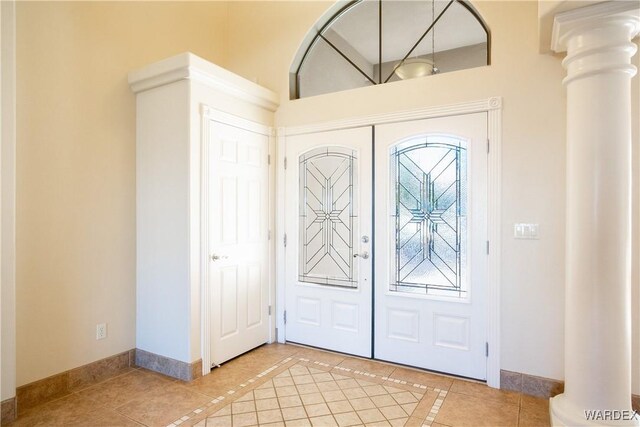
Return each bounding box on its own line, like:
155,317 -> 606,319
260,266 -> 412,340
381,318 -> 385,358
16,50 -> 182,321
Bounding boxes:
390,136 -> 467,297
299,147 -> 358,288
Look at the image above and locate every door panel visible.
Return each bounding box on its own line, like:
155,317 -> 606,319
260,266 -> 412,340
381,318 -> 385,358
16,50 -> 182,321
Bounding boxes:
374,113 -> 488,380
209,121 -> 270,365
285,127 -> 373,357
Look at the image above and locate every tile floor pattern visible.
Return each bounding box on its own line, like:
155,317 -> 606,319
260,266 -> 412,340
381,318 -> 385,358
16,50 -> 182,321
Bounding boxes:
200,364 -> 429,427
7,344 -> 551,427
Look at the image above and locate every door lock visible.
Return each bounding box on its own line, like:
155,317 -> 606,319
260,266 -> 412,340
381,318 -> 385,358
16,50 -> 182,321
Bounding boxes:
211,254 -> 229,261
353,251 -> 369,259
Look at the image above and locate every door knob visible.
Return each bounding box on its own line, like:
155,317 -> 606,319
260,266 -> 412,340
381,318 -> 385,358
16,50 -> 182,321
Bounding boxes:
211,254 -> 229,261
353,251 -> 369,259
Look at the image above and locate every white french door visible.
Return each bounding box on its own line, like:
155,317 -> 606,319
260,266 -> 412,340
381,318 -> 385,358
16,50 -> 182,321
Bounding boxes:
374,113 -> 488,379
285,127 -> 373,357
209,120 -> 270,366
282,113 -> 488,379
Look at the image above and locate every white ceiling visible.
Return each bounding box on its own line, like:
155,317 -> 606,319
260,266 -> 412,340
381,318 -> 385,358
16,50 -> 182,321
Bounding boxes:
328,0 -> 487,64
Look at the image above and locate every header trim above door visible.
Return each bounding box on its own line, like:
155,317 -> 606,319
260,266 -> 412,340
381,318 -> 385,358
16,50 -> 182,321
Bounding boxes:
283,97 -> 502,136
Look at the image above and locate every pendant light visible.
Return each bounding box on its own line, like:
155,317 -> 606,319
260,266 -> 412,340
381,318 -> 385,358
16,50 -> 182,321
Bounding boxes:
395,0 -> 439,80
430,0 -> 440,75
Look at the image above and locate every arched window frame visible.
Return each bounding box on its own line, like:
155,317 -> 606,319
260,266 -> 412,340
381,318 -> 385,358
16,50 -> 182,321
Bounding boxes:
289,0 -> 491,100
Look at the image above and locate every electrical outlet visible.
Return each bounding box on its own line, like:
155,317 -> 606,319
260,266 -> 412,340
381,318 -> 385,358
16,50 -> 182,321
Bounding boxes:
96,323 -> 107,340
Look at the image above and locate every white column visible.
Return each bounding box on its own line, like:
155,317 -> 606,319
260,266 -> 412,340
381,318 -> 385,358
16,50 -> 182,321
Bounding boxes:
550,2 -> 640,426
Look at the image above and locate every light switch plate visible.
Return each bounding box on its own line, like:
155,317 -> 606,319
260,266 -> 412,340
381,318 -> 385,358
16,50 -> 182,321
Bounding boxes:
514,223 -> 539,239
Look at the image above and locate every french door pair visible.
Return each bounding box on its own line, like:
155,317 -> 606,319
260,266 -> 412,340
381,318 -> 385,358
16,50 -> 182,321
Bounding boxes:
284,113 -> 488,380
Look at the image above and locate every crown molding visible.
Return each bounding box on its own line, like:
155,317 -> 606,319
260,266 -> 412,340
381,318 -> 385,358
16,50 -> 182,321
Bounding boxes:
128,52 -> 280,112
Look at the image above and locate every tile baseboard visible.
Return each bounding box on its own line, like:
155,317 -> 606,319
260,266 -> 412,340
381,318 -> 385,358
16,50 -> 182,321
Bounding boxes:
1,397 -> 17,424
501,369 -> 640,409
134,348 -> 202,382
500,369 -> 563,398
500,369 -> 564,398
16,349 -> 134,414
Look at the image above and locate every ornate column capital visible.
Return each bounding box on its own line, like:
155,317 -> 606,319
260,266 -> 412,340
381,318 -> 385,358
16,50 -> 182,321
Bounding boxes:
551,1 -> 640,85
552,1 -> 640,53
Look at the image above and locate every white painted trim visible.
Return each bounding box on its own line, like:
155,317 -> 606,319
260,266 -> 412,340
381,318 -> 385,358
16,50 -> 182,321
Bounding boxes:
284,99 -> 499,136
199,105 -> 212,376
199,105 -> 274,375
268,128 -> 277,343
201,106 -> 273,136
275,128 -> 287,343
129,52 -> 280,112
486,98 -> 502,389
551,1 -> 640,53
1,0 -> 3,402
1,0 -> 17,401
277,97 -> 502,388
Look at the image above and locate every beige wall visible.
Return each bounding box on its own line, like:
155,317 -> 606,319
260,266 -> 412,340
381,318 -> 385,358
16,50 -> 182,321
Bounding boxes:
225,0 -> 640,389
12,0 -> 640,394
15,1 -> 229,386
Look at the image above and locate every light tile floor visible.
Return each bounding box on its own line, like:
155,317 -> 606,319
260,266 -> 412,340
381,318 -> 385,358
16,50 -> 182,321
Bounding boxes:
7,344 -> 551,426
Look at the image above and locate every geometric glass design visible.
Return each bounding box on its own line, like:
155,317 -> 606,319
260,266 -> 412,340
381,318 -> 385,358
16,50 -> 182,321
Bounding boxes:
291,0 -> 490,99
299,146 -> 358,288
390,135 -> 467,297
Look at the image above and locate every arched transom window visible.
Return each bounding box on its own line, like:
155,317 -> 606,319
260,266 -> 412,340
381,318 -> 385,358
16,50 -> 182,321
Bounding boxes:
290,0 -> 490,99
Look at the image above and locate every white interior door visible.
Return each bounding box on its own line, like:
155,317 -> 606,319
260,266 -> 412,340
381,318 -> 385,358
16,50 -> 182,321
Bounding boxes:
374,113 -> 488,379
285,127 -> 373,357
209,120 -> 270,365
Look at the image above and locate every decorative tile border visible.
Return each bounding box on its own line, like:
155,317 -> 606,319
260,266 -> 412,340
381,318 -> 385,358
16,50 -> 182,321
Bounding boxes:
167,355 -> 447,427
166,357 -> 296,427
423,389 -> 448,426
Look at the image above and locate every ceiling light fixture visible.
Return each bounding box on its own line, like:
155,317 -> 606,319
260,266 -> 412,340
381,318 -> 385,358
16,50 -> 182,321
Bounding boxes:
394,0 -> 440,80
394,58 -> 435,80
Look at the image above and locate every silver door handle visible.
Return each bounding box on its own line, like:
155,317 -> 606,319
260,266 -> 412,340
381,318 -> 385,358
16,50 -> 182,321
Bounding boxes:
353,251 -> 369,259
211,254 -> 229,261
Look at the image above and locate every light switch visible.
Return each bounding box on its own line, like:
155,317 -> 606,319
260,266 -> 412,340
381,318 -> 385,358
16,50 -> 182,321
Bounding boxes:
514,223 -> 539,239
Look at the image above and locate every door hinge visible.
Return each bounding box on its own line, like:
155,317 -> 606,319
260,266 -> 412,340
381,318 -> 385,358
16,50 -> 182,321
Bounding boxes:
487,139 -> 490,154
268,305 -> 272,316
268,154 -> 271,165
284,157 -> 288,170
284,233 -> 287,247
284,310 -> 287,324
486,240 -> 490,255
268,230 -> 271,240
485,342 -> 489,357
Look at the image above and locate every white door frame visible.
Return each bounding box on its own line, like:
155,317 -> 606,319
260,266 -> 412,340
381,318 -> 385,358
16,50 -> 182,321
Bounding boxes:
276,97 -> 502,388
200,104 -> 276,375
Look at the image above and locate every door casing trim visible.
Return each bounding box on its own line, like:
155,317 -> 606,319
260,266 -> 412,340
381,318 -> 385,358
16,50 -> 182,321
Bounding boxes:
276,97 -> 502,388
200,105 -> 275,376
